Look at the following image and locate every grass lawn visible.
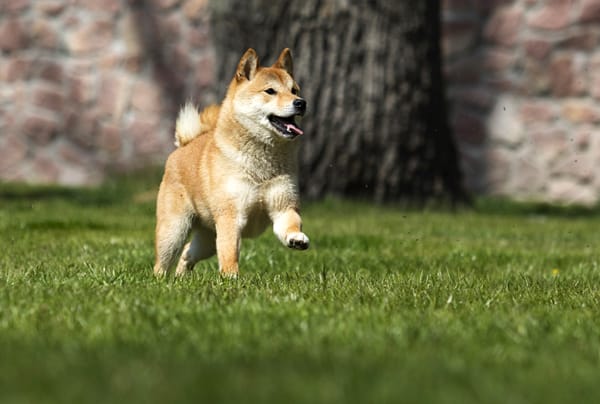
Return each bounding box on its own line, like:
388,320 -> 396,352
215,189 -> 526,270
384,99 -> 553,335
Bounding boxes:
1,174 -> 600,403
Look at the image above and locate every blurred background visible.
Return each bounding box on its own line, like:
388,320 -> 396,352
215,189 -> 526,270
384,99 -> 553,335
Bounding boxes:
0,0 -> 598,205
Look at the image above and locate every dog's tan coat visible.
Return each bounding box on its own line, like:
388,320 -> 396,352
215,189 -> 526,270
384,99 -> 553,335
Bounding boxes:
154,48 -> 309,277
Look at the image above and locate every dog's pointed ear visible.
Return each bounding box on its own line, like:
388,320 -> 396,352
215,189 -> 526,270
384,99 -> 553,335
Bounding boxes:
273,48 -> 293,76
236,48 -> 259,82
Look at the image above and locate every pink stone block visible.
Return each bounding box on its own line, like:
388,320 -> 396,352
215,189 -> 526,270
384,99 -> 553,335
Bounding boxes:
68,75 -> 97,105
184,0 -> 208,21
32,86 -> 64,113
523,59 -> 552,95
31,20 -> 62,50
524,39 -> 552,60
512,157 -> 545,194
0,57 -> 31,82
38,60 -> 64,84
484,6 -> 523,46
194,54 -> 215,87
579,0 -> 600,23
547,179 -> 596,205
66,19 -> 114,55
35,1 -> 67,15
57,141 -> 88,166
530,129 -> 569,166
31,155 -> 61,183
153,0 -> 181,10
64,108 -> 100,149
549,55 -> 586,97
1,0 -> 29,13
0,19 -> 28,51
130,80 -> 163,113
188,25 -> 211,48
22,114 -> 61,145
128,117 -> 165,156
98,122 -> 122,154
556,30 -> 598,50
527,0 -> 574,30
590,75 -> 600,100
561,100 -> 599,123
0,134 -> 27,175
97,73 -> 131,120
76,0 -> 121,14
520,101 -> 557,124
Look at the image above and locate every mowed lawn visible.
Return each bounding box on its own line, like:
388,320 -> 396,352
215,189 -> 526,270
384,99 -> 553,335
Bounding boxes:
1,176 -> 600,404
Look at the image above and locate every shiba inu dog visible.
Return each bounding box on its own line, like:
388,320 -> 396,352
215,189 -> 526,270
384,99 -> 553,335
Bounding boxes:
154,48 -> 309,278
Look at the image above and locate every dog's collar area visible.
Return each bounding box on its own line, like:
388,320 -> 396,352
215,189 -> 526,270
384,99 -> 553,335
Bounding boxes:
268,115 -> 304,138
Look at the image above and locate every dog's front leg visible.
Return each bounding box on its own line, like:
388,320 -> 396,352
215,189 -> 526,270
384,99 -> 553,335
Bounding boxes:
272,208 -> 310,250
215,214 -> 241,278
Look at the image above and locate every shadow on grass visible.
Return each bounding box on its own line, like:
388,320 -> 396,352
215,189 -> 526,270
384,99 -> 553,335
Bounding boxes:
2,171 -> 600,218
0,168 -> 163,207
303,196 -> 600,219
474,198 -> 600,218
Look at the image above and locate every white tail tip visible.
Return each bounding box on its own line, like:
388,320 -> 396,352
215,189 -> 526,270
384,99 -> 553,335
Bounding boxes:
174,102 -> 201,147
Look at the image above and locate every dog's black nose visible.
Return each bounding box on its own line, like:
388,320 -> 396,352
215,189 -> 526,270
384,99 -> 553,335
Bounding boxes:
294,99 -> 307,115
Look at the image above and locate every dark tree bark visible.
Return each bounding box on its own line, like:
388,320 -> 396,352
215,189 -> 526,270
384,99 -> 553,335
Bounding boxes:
210,0 -> 468,204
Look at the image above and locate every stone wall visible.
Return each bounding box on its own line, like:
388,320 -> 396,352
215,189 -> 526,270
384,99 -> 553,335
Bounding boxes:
0,0 -> 214,185
2,0 -> 600,204
444,0 -> 600,204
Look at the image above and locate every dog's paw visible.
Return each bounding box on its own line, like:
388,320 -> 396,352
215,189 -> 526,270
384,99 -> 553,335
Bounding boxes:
220,270 -> 239,279
153,265 -> 168,278
219,264 -> 239,279
286,232 -> 310,250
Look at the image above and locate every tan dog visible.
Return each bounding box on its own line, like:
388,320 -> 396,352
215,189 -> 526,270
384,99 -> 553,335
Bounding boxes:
154,48 -> 309,278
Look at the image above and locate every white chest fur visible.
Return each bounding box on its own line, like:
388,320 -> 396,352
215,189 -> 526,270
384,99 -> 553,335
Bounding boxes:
224,175 -> 297,238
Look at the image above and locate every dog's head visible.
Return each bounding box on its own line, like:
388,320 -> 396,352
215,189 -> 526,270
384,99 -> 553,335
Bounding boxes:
228,48 -> 306,142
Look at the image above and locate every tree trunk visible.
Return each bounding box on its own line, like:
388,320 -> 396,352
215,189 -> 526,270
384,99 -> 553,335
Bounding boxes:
210,0 -> 468,204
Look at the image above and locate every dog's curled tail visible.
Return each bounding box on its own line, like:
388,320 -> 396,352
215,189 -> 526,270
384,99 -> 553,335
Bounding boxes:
174,103 -> 219,147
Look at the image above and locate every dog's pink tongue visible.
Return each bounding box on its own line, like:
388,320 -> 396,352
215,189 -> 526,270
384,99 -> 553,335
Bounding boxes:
286,123 -> 304,136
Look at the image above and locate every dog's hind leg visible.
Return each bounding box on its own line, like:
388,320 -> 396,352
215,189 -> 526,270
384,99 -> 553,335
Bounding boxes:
154,181 -> 195,277
175,226 -> 216,276
154,212 -> 192,277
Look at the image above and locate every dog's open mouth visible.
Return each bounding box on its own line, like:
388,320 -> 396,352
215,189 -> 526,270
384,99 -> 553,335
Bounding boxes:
268,115 -> 304,138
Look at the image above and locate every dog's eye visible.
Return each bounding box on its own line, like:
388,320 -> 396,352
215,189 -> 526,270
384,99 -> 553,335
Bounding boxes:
291,88 -> 299,95
264,88 -> 277,95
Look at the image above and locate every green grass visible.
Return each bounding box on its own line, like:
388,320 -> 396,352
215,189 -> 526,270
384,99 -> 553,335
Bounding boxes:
2,176 -> 600,403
